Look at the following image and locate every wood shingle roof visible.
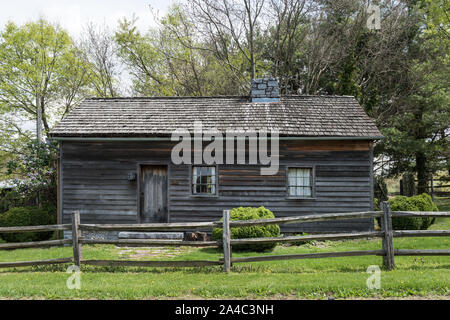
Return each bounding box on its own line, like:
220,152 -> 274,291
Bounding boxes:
49,95 -> 382,138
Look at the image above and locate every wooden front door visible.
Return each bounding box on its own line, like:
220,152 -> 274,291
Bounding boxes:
139,165 -> 168,223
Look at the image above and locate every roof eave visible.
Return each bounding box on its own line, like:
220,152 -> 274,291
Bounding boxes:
49,135 -> 385,141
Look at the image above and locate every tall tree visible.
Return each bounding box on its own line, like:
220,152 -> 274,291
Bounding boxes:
185,0 -> 268,85
0,19 -> 92,137
0,19 -> 93,179
376,0 -> 449,193
79,23 -> 122,97
115,16 -> 173,96
115,6 -> 246,96
263,0 -> 311,93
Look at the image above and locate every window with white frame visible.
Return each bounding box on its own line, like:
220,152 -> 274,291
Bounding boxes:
288,167 -> 313,197
192,166 -> 216,195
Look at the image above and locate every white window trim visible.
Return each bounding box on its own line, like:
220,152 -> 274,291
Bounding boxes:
286,166 -> 315,199
190,165 -> 219,197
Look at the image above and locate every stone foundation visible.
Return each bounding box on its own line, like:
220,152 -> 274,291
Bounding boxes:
64,230 -> 120,241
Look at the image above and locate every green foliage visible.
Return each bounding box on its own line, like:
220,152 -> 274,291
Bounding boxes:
2,140 -> 58,214
0,18 -> 92,178
212,206 -> 280,252
388,193 -> 438,230
0,189 -> 37,214
0,206 -> 55,242
0,19 -> 91,129
114,6 -> 248,97
334,54 -> 361,98
374,0 -> 449,183
374,198 -> 380,211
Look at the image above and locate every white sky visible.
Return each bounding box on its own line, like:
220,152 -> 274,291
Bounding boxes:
0,0 -> 174,37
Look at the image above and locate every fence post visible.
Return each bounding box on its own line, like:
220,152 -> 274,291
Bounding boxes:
71,211 -> 82,267
381,201 -> 395,270
222,210 -> 231,273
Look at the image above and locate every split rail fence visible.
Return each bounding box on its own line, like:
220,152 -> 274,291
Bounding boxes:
0,201 -> 449,272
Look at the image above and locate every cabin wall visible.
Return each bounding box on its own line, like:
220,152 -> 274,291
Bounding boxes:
60,140 -> 374,233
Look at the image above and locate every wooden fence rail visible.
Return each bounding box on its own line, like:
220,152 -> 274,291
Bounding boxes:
0,224 -> 71,233
0,204 -> 449,271
0,223 -> 73,268
220,203 -> 450,272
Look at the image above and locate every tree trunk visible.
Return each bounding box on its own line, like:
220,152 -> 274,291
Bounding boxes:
413,104 -> 427,195
402,172 -> 415,196
416,151 -> 427,194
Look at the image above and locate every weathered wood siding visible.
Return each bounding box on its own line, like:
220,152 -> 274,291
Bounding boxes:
60,140 -> 374,232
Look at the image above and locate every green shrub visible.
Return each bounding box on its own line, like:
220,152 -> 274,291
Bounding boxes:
385,193 -> 438,230
212,206 -> 280,252
0,206 -> 55,242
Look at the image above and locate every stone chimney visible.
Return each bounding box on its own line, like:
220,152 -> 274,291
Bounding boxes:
250,77 -> 280,102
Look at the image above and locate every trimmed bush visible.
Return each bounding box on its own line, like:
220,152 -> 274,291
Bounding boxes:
386,193 -> 438,230
212,206 -> 280,252
0,206 -> 55,242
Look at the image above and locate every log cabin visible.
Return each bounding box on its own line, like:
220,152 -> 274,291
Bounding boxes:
49,78 -> 383,239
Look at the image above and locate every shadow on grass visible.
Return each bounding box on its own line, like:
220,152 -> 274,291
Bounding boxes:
1,261 -> 448,275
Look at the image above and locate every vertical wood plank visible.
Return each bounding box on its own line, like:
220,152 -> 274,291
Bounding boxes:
222,210 -> 231,273
56,156 -> 60,239
369,145 -> 374,212
381,201 -> 395,270
71,210 -> 82,267
58,142 -> 64,237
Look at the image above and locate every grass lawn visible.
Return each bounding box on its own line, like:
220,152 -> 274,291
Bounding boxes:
0,199 -> 448,300
435,196 -> 450,211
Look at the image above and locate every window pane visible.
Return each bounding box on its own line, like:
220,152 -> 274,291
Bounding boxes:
289,175 -> 296,187
304,187 -> 311,197
192,166 -> 216,195
288,169 -> 296,183
290,186 -> 296,196
304,176 -> 310,187
288,168 -> 312,197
